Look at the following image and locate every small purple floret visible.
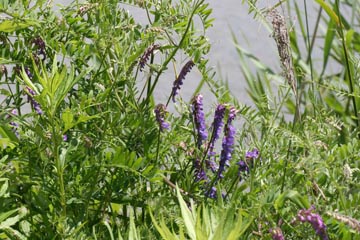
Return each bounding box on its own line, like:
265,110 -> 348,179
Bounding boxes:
192,94 -> 208,148
238,160 -> 249,173
32,37 -> 46,60
206,186 -> 217,199
8,109 -> 19,137
25,67 -> 33,79
269,227 -> 285,240
246,148 -> 259,159
171,60 -> 194,102
154,104 -> 170,132
193,159 -> 207,182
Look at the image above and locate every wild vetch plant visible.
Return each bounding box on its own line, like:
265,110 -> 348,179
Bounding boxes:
0,0 -> 360,239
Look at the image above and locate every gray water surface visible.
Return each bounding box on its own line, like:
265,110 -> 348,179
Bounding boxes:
2,1 -> 324,110
56,0 -> 306,105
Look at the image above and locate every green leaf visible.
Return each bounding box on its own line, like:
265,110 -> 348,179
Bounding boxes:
19,220 -> 31,237
0,19 -> 39,32
3,227 -> 27,240
314,0 -> 339,26
0,213 -> 21,229
0,58 -> 18,64
0,179 -> 9,197
149,211 -> 178,240
62,108 -> 74,132
129,212 -> 140,240
102,220 -> 115,240
322,19 -> 336,73
0,138 -> 17,149
177,186 -> 196,240
0,209 -> 17,223
274,190 -> 310,210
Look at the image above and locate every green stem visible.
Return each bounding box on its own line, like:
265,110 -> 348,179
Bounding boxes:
335,0 -> 360,131
51,121 -> 67,234
145,0 -> 202,104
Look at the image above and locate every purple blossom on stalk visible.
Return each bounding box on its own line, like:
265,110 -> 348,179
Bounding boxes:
63,135 -> 68,141
217,107 -> 237,179
206,104 -> 226,172
296,206 -> 328,240
8,109 -> 19,137
154,104 -> 170,132
206,186 -> 217,199
32,37 -> 46,60
171,60 -> 195,102
25,86 -> 43,115
25,67 -> 33,79
238,148 -> 260,177
193,159 -> 207,182
237,160 -> 249,174
139,44 -> 159,71
191,94 -> 208,148
246,148 -> 259,159
269,227 -> 285,240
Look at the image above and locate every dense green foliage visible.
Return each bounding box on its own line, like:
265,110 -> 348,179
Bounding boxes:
0,0 -> 359,239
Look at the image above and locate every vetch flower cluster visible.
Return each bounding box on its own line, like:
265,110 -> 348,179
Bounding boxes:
171,60 -> 194,102
207,104 -> 226,172
218,106 -> 237,179
193,158 -> 207,182
154,104 -> 170,132
246,148 -> 259,159
205,186 -> 217,199
238,148 -> 260,177
25,86 -> 43,115
191,94 -> 208,148
296,206 -> 328,240
139,44 -> 159,71
32,37 -> 46,60
25,67 -> 33,79
8,109 -> 19,137
190,102 -> 238,198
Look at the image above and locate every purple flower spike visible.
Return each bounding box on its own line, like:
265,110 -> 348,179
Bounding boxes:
218,107 -> 237,179
139,44 -> 159,71
63,135 -> 68,141
192,94 -> 208,148
171,60 -> 194,102
269,228 -> 285,240
154,104 -> 170,132
296,206 -> 328,240
32,37 -> 46,60
25,86 -> 43,115
206,104 -> 226,172
246,148 -> 259,159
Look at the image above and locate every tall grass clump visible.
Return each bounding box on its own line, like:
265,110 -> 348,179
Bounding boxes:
0,0 -> 359,239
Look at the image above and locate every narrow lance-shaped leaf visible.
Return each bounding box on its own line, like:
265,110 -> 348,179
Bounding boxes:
176,186 -> 196,240
322,19 -> 336,76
